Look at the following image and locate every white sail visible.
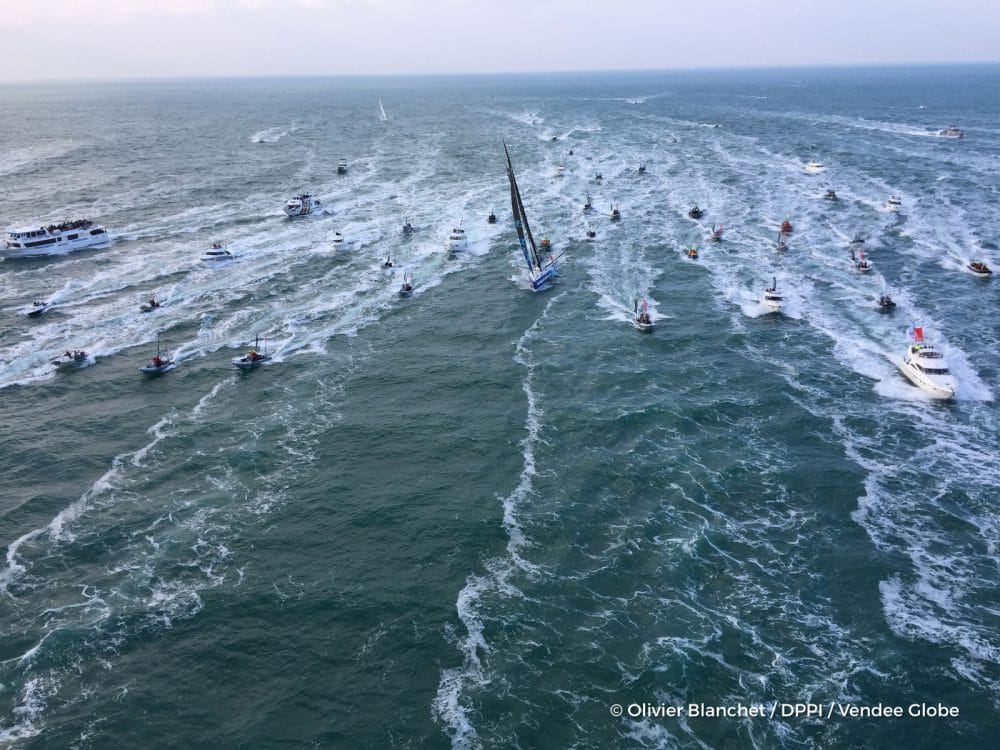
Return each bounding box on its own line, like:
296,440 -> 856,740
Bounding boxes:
379,98 -> 387,122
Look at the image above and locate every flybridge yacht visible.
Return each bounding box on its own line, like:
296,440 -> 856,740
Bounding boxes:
284,194 -> 321,217
3,220 -> 110,257
899,326 -> 958,399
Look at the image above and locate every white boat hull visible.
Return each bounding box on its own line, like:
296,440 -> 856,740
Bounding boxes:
898,361 -> 956,399
3,229 -> 110,258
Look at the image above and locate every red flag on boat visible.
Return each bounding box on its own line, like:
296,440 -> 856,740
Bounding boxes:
912,326 -> 924,342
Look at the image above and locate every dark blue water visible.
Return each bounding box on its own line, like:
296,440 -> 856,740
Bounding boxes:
1,65 -> 999,748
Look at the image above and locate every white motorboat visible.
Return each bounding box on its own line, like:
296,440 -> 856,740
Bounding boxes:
939,125 -> 964,138
337,159 -> 348,175
331,232 -> 346,249
3,220 -> 110,258
233,336 -> 272,371
555,165 -> 566,177
201,243 -> 235,264
967,260 -> 992,277
52,349 -> 89,370
804,160 -> 826,174
853,247 -> 873,273
886,195 -> 903,211
898,327 -> 957,399
708,224 -> 724,242
138,338 -> 175,375
26,300 -> 53,318
284,194 -> 322,217
447,227 -> 468,250
633,298 -> 653,332
762,277 -> 783,312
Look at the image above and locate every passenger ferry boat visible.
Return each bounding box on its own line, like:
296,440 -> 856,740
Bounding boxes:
3,220 -> 110,257
283,194 -> 322,217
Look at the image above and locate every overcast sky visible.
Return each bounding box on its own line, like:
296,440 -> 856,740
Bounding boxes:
2,0 -> 998,82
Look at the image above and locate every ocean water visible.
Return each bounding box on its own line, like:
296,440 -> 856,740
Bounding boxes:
1,65 -> 999,748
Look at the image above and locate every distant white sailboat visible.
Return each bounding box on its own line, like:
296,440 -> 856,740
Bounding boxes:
379,98 -> 388,122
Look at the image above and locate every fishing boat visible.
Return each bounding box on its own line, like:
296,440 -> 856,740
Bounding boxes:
233,336 -> 272,371
853,247 -> 872,273
886,195 -> 902,211
967,260 -> 993,277
3,219 -> 110,258
583,223 -> 596,241
762,277 -> 783,312
877,292 -> 897,310
780,219 -> 793,234
487,210 -> 498,224
382,252 -> 395,269
633,298 -> 653,332
26,300 -> 53,318
52,349 -> 88,370
583,194 -> 593,212
447,227 -> 468,250
686,244 -> 699,260
898,325 -> 957,399
804,160 -> 826,174
688,205 -> 703,219
378,98 -> 388,122
337,159 -> 348,175
201,243 -> 236,264
504,142 -> 557,292
939,124 -> 964,138
823,189 -> 838,200
709,224 -> 724,242
139,296 -> 161,313
139,338 -> 175,375
776,233 -> 788,252
331,232 -> 346,249
284,194 -> 321,217
610,204 -> 621,222
398,270 -> 414,298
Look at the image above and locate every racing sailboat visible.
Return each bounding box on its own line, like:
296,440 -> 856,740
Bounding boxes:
378,98 -> 388,122
504,142 -> 557,292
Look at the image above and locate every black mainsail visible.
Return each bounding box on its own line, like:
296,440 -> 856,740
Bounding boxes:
504,142 -> 556,291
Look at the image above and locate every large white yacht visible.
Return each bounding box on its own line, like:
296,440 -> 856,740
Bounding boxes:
447,227 -> 468,250
804,160 -> 826,174
200,242 -> 236,264
898,333 -> 958,399
284,194 -> 322,217
3,220 -> 110,257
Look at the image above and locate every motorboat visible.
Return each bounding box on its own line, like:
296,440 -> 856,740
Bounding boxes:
331,232 -> 346,249
233,336 -> 272,371
382,252 -> 395,269
398,270 -> 414,298
849,235 -> 865,247
939,125 -> 964,138
138,338 -> 175,375
201,243 -> 235,264
555,165 -> 566,177
898,327 -> 957,399
337,159 -> 348,175
447,227 -> 468,250
686,245 -> 699,260
823,189 -> 838,201
776,234 -> 788,252
804,160 -> 826,174
637,163 -> 646,174
487,211 -> 498,224
853,247 -> 872,273
402,220 -> 415,235
762,277 -> 782,312
886,195 -> 902,211
284,194 -> 322,217
595,173 -> 603,183
780,219 -> 793,234
968,260 -> 993,277
3,219 -> 110,258
633,298 -> 653,332
877,293 -> 897,310
583,223 -> 596,241
688,206 -> 703,219
610,204 -> 621,222
583,194 -> 594,212
139,297 -> 161,313
708,224 -> 724,242
26,300 -> 53,318
52,350 -> 88,370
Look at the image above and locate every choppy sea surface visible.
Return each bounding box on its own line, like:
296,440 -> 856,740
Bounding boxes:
1,65 -> 999,748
